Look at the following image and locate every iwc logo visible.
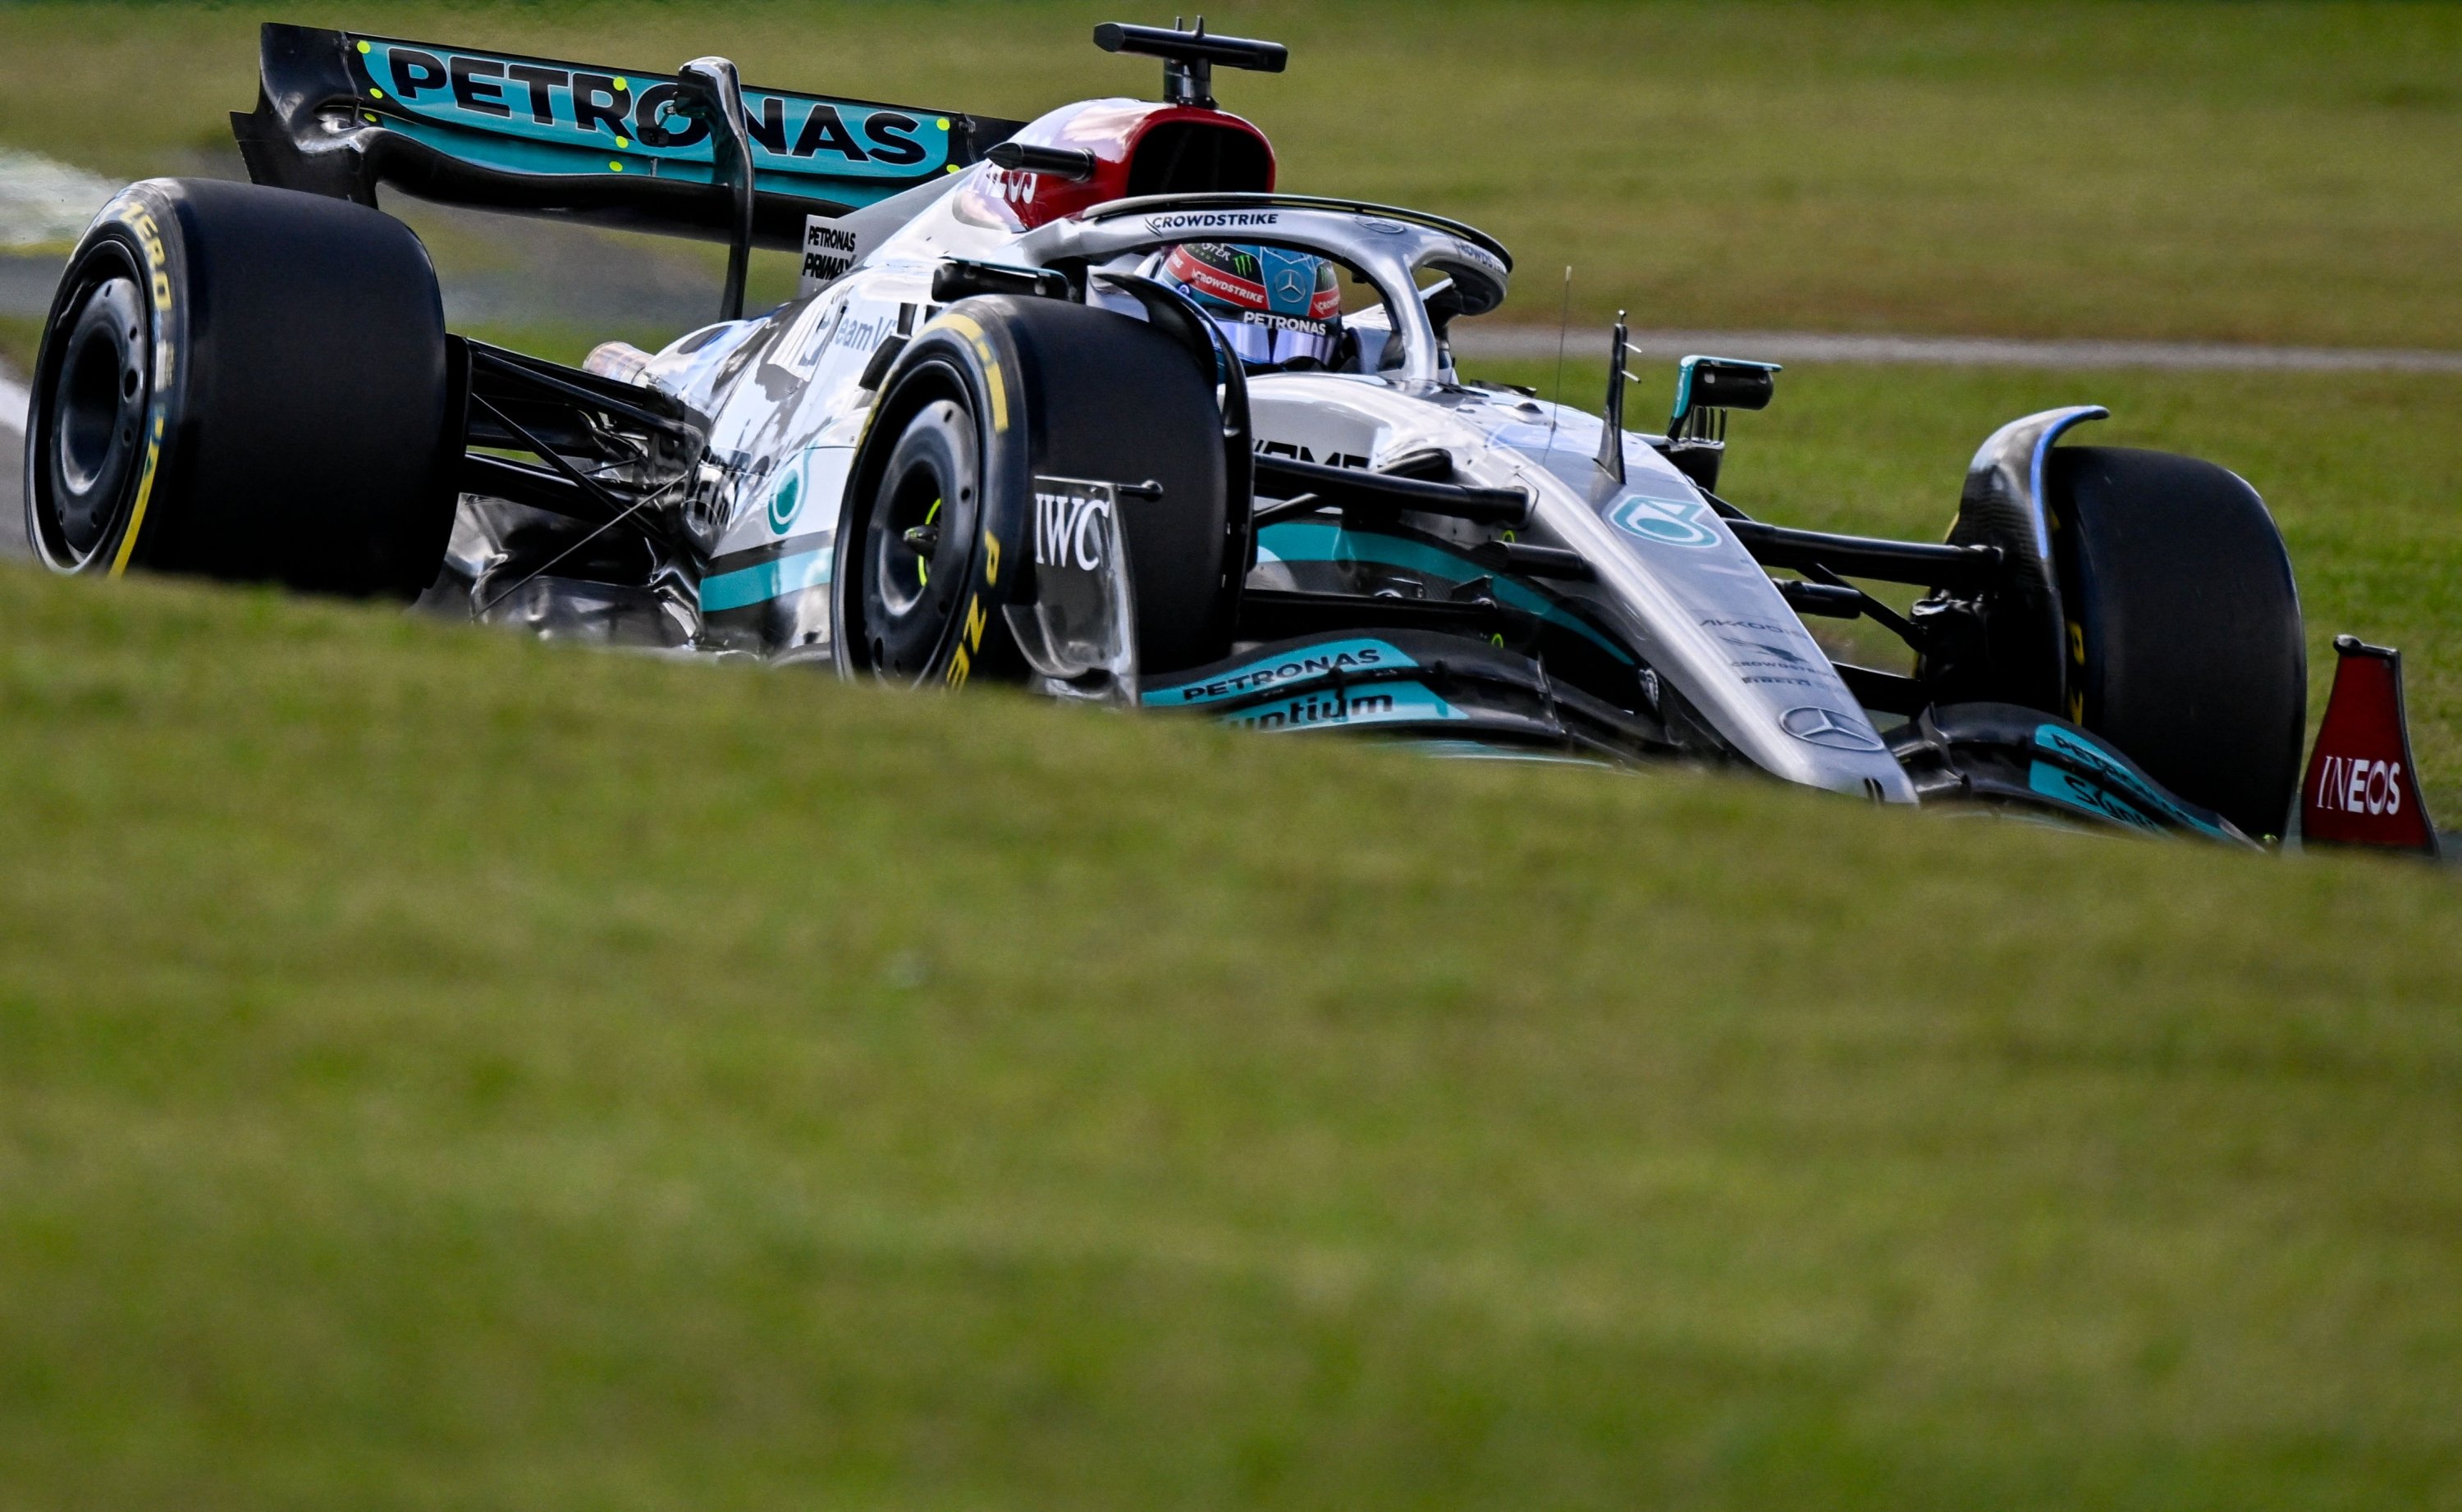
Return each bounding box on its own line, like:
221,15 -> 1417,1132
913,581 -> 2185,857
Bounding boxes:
1781,705 -> 1884,751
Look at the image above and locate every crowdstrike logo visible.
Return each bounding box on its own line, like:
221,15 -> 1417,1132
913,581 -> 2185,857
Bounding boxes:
1144,211 -> 1281,234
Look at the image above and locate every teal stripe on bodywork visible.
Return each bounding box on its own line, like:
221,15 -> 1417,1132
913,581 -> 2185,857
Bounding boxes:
1256,521 -> 1633,663
2027,761 -> 2163,834
2032,723 -> 2231,838
701,548 -> 831,613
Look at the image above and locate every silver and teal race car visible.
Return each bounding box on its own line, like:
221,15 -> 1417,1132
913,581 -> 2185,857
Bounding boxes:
21,20 -> 2310,841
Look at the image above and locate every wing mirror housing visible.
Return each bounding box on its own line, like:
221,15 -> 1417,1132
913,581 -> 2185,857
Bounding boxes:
1664,354 -> 1781,491
1670,355 -> 1779,430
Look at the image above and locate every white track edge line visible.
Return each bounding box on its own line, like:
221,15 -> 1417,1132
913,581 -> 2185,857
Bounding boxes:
1453,327 -> 2462,372
0,367 -> 27,437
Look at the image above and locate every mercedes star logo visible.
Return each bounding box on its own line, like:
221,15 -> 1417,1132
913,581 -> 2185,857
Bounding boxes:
1780,705 -> 1885,752
1274,269 -> 1309,301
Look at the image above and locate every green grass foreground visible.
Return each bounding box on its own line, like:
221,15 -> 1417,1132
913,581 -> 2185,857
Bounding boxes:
6,5 -> 2462,1501
2,1 -> 2460,346
3,555 -> 2461,1508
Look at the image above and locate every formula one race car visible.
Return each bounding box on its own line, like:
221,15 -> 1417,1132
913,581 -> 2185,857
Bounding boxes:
22,20 -> 2316,843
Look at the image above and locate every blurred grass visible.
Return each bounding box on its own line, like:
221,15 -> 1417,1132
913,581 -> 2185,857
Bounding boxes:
0,312 -> 39,370
2,560 -> 2461,1509
6,8 -> 2462,1503
0,1 -> 2458,345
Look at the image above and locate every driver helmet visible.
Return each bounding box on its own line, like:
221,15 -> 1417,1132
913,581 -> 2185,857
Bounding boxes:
1152,241 -> 1344,372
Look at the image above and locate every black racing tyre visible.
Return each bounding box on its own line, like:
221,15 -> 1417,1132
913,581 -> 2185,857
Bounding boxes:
832,293 -> 1233,687
858,394 -> 991,683
24,178 -> 457,596
2047,445 -> 2305,838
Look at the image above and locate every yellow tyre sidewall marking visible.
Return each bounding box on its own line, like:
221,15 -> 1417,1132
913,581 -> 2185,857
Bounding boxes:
108,197 -> 176,578
931,312 -> 1007,434
108,415 -> 164,578
922,313 -> 1014,688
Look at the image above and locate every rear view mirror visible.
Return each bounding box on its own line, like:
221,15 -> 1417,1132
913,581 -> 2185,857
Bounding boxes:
1669,355 -> 1780,433
1663,354 -> 1782,491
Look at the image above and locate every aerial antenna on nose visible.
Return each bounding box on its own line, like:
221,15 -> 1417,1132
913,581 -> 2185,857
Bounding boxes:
1093,18 -> 1288,109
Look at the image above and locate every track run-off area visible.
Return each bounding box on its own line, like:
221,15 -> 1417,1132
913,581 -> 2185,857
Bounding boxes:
5,310 -> 2459,561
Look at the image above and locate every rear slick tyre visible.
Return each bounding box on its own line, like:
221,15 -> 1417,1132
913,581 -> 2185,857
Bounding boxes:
24,177 -> 457,597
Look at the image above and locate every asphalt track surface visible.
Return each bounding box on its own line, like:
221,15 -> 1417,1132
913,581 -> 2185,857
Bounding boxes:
1452,327 -> 2462,374
7,220 -> 2460,564
5,317 -> 2458,566
13,242 -> 2462,377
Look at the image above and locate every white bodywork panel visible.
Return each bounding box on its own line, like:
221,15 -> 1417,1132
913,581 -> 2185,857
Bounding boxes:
616,167 -> 1915,802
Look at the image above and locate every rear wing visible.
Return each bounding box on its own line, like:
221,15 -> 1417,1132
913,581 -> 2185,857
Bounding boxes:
231,23 -> 1022,249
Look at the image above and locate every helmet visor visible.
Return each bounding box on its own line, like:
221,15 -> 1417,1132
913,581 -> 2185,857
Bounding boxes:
1212,311 -> 1338,372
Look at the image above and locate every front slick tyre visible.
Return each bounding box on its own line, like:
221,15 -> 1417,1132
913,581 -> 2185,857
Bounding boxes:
2048,445 -> 2305,839
833,295 -> 1233,688
25,178 -> 456,596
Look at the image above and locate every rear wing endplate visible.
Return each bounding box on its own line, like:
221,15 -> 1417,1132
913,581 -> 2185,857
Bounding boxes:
231,24 -> 1022,249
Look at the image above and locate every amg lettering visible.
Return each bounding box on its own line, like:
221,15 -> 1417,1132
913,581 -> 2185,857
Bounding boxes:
1254,439 -> 1370,470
